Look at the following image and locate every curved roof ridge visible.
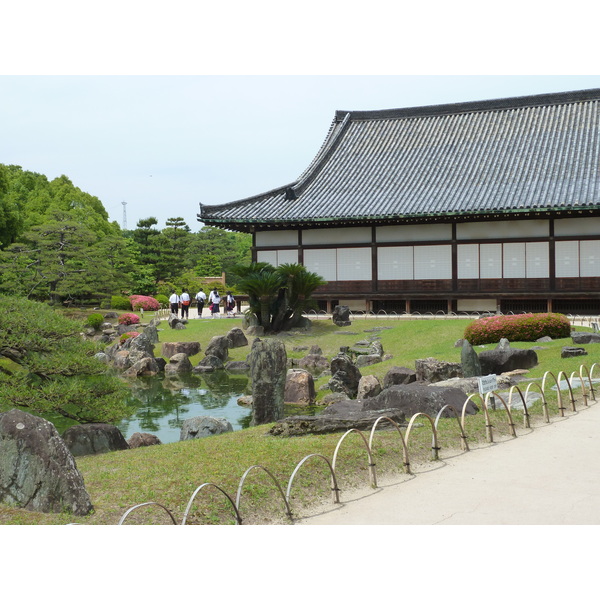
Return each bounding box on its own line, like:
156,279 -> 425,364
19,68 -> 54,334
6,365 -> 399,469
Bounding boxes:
292,112 -> 351,194
336,87 -> 600,122
199,182 -> 292,216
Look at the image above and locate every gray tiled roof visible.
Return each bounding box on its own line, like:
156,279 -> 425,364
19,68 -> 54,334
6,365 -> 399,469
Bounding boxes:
199,88 -> 600,231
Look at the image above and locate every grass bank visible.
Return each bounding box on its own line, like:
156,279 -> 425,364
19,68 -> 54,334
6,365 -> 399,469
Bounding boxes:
1,314 -> 598,525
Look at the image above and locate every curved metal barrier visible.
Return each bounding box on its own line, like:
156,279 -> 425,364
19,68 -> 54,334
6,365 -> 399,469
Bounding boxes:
286,453 -> 340,505
524,381 -> 549,423
235,464 -> 293,523
556,371 -> 576,412
405,412 -> 439,461
113,361 -> 599,525
434,404 -> 470,451
486,391 -> 517,437
118,501 -> 177,525
541,371 -> 568,416
507,385 -> 531,429
368,415 -> 412,475
181,482 -> 242,525
332,428 -> 377,489
463,394 -> 494,443
584,363 -> 599,403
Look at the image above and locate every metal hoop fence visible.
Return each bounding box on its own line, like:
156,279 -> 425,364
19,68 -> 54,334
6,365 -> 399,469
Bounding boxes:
112,363 -> 598,525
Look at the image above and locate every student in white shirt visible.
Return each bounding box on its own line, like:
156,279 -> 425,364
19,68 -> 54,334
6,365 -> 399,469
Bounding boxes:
209,288 -> 221,318
195,289 -> 207,318
169,291 -> 180,316
180,289 -> 191,319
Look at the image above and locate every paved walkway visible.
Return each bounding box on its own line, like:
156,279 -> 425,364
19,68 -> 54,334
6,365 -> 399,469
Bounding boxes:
298,400 -> 600,525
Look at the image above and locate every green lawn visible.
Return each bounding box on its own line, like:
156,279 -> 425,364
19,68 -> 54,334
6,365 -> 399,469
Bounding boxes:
1,314 -> 598,525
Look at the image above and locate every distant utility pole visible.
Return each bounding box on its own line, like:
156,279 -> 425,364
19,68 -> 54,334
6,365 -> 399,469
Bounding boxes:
122,201 -> 127,230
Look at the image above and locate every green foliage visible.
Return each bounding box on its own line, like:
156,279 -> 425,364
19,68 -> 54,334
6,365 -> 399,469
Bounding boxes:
464,312 -> 571,345
0,296 -> 131,423
111,295 -> 132,310
85,313 -> 104,330
233,262 -> 326,333
191,226 -> 252,283
119,331 -> 140,344
1,164 -> 252,305
155,294 -> 168,307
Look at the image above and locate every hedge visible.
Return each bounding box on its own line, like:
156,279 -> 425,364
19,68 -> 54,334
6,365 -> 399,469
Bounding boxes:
464,313 -> 571,345
111,295 -> 132,310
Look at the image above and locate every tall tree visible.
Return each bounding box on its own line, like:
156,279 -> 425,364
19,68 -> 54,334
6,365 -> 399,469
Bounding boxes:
0,211 -> 132,303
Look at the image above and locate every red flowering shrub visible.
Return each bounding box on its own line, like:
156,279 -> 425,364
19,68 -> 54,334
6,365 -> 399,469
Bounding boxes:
119,331 -> 140,344
129,295 -> 161,311
464,313 -> 571,345
118,313 -> 140,325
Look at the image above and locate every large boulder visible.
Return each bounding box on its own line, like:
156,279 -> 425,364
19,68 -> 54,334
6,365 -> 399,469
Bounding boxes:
284,369 -> 316,405
478,348 -> 538,375
571,331 -> 600,344
205,335 -> 230,362
127,432 -> 162,448
561,346 -> 588,358
332,305 -> 351,327
112,350 -> 132,370
328,353 -> 362,398
126,333 -> 157,363
143,323 -> 160,344
357,375 -> 382,400
121,357 -> 161,378
362,383 -> 478,418
383,366 -> 417,388
180,416 -> 233,440
168,314 -> 186,329
164,352 -> 193,377
0,410 -> 93,516
461,340 -> 482,378
297,353 -> 330,374
162,341 -> 201,359
62,423 -> 130,457
415,358 -> 462,383
356,354 -> 382,367
269,399 -> 405,436
249,337 -> 287,425
226,327 -> 248,348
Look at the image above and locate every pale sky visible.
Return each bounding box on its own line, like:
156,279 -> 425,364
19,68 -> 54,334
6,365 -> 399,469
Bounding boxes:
3,3 -> 600,234
4,75 -> 600,233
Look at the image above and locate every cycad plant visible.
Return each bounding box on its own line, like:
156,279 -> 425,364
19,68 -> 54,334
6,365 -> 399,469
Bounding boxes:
232,262 -> 326,333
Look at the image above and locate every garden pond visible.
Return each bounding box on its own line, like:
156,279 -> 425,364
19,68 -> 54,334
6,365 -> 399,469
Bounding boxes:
118,371 -> 253,444
116,371 -> 320,444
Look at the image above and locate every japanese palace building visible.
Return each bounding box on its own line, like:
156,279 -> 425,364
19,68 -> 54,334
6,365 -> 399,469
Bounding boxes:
198,88 -> 600,315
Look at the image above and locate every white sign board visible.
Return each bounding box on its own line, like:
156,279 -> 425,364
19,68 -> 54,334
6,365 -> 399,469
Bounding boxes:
478,374 -> 498,396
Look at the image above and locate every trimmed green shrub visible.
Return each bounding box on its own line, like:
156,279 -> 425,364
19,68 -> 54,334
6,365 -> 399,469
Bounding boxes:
155,294 -> 168,307
111,295 -> 132,310
86,313 -> 104,330
118,313 -> 140,326
464,312 -> 571,345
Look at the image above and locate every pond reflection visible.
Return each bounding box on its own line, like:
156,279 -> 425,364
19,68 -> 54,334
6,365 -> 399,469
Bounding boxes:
118,372 -> 253,444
